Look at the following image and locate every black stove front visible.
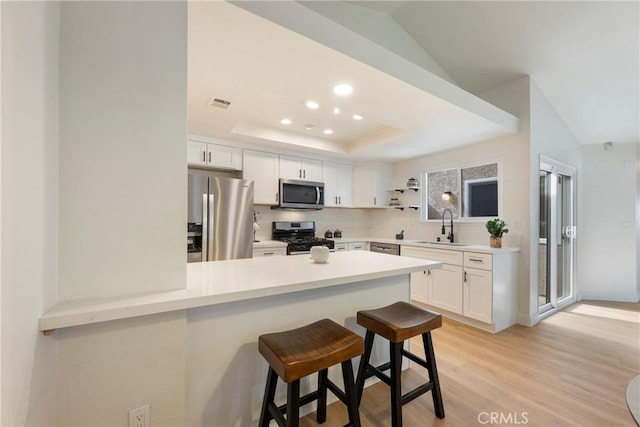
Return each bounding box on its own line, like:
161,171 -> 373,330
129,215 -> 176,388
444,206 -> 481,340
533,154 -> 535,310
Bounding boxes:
272,221 -> 335,255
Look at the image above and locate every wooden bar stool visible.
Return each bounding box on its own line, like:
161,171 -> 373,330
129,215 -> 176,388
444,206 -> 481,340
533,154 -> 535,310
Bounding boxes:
355,301 -> 445,427
258,319 -> 364,427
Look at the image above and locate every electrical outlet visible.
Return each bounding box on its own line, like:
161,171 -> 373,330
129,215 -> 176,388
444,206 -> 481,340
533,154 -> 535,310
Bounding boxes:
129,405 -> 150,427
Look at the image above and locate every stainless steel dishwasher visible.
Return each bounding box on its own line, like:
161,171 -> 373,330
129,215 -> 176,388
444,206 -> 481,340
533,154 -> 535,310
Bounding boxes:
369,241 -> 400,256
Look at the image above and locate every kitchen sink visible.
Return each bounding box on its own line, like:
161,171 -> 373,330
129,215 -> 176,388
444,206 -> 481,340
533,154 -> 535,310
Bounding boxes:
413,241 -> 468,246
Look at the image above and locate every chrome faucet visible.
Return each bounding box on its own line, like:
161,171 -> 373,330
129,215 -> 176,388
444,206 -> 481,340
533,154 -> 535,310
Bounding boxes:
441,208 -> 454,243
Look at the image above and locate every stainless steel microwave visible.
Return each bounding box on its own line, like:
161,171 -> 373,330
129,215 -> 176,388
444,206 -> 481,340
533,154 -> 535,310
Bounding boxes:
276,179 -> 324,210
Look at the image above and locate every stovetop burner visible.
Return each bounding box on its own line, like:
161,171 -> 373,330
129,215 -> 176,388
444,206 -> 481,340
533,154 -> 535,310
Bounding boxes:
272,221 -> 335,254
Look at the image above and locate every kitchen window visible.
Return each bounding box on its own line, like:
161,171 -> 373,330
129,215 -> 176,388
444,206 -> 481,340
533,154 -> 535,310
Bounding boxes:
421,160 -> 501,221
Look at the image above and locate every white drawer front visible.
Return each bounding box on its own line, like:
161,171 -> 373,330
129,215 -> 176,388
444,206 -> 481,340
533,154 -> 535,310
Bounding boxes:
401,246 -> 463,265
253,248 -> 286,257
348,242 -> 365,251
464,252 -> 492,270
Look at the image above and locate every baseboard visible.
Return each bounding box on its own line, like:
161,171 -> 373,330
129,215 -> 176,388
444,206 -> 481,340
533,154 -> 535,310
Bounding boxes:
516,313 -> 536,327
577,291 -> 640,303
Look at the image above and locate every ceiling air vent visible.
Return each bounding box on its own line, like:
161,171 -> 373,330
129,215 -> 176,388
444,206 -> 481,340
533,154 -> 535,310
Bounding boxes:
208,96 -> 231,109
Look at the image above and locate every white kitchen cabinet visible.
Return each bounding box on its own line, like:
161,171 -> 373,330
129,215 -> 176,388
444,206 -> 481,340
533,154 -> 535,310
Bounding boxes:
463,267 -> 493,323
334,243 -> 348,252
401,245 -> 517,333
253,247 -> 286,257
322,161 -> 353,207
187,140 -> 241,170
279,155 -> 322,182
243,150 -> 279,205
430,264 -> 463,314
347,242 -> 366,251
410,270 -> 429,304
352,164 -> 391,207
402,246 -> 462,311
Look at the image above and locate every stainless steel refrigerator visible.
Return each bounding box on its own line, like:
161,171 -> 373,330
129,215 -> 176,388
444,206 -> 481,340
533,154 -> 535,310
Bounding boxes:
187,173 -> 254,262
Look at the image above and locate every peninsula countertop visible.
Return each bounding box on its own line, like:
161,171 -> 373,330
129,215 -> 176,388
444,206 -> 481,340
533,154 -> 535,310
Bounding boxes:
39,251 -> 442,332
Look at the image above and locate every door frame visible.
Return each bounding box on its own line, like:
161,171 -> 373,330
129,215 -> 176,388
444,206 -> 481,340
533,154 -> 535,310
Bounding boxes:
538,155 -> 577,317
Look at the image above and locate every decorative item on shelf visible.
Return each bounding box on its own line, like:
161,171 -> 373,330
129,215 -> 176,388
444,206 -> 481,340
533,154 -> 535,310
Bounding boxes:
406,177 -> 419,188
324,230 -> 333,238
333,229 -> 342,238
395,230 -> 404,240
486,218 -> 509,248
389,197 -> 400,206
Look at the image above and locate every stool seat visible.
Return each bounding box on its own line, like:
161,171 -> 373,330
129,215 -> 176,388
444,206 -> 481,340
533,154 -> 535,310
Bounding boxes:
357,301 -> 442,343
258,319 -> 363,426
259,318 -> 364,383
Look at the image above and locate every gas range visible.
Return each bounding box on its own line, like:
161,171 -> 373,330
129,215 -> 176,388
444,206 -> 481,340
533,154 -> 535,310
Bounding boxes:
272,221 -> 335,255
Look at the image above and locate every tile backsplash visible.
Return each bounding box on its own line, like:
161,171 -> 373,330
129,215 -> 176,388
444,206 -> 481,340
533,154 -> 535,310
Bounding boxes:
252,206 -> 370,241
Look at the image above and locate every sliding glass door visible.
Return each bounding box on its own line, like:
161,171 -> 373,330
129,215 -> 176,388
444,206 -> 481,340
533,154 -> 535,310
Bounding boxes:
538,157 -> 576,314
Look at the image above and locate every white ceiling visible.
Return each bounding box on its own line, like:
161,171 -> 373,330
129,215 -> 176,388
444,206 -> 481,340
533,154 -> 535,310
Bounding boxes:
188,1 -> 639,162
357,0 -> 640,146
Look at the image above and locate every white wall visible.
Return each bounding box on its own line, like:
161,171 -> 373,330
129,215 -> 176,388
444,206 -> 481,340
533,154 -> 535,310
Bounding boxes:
373,77 -> 533,323
1,2 -> 59,424
49,2 -> 190,425
58,1 -> 187,300
579,142 -> 638,301
528,80 -> 582,321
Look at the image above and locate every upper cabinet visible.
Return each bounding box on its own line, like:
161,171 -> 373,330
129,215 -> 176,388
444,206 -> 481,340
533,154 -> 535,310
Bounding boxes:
279,155 -> 322,182
352,164 -> 391,207
322,161 -> 352,207
243,150 -> 279,205
187,140 -> 242,171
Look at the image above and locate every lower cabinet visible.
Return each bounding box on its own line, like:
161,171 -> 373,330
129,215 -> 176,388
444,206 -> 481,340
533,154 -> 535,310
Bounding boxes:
253,247 -> 286,257
430,264 -> 463,314
402,245 -> 517,333
463,267 -> 493,324
334,243 -> 348,252
334,242 -> 366,252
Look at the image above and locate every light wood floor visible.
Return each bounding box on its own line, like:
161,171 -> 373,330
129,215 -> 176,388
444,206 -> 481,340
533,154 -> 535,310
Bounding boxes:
300,300 -> 640,427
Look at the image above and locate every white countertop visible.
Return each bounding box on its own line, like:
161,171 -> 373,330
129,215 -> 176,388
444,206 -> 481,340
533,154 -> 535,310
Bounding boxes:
332,237 -> 519,254
39,251 -> 441,332
252,240 -> 287,248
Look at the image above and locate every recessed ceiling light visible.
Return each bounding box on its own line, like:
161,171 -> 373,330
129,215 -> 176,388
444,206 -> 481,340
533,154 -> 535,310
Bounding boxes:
352,114 -> 363,121
333,84 -> 353,96
280,118 -> 292,125
323,129 -> 334,135
304,124 -> 315,130
333,107 -> 340,114
305,100 -> 319,110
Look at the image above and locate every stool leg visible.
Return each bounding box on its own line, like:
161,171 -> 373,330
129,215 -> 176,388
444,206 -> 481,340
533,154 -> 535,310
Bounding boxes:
316,369 -> 328,424
286,380 -> 300,427
422,332 -> 445,419
259,368 -> 278,427
341,359 -> 361,427
389,341 -> 403,427
356,330 -> 375,404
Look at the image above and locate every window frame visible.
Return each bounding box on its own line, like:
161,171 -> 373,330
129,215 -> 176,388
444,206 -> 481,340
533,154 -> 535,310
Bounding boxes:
420,157 -> 503,223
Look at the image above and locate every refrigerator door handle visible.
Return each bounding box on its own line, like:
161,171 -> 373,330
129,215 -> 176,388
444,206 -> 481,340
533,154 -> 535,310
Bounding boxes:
208,194 -> 215,261
201,194 -> 207,262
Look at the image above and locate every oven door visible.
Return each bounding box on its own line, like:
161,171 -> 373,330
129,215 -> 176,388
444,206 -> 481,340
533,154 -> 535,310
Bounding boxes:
279,179 -> 324,209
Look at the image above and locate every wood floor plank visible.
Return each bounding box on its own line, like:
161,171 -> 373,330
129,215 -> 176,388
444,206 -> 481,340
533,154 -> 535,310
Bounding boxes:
299,300 -> 640,426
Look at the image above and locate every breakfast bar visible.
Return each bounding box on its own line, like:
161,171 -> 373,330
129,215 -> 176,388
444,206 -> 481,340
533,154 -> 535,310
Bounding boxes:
40,251 -> 441,425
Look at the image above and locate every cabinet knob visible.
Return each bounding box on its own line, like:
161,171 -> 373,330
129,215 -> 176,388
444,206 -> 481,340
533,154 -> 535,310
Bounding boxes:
208,152 -> 212,163
464,271 -> 468,282
202,151 -> 206,162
